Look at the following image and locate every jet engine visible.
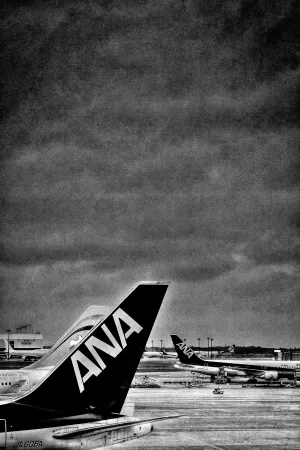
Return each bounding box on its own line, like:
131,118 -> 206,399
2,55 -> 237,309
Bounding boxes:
261,371 -> 279,381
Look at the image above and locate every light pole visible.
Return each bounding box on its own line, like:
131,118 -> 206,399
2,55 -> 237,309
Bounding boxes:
184,338 -> 187,344
151,340 -> 154,351
210,338 -> 213,359
198,338 -> 201,352
6,329 -> 11,360
207,337 -> 210,358
160,340 -> 163,351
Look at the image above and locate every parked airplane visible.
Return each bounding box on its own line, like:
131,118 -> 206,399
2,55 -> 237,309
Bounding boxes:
0,306 -> 109,394
142,351 -> 163,358
0,281 -> 181,448
171,334 -> 299,382
4,343 -> 48,361
161,349 -> 177,358
188,345 -> 235,359
213,345 -> 235,358
142,348 -> 176,359
143,345 -> 234,360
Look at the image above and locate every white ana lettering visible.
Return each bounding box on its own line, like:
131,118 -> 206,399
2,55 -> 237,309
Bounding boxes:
113,308 -> 143,348
71,350 -> 101,393
177,342 -> 193,358
85,325 -> 122,369
72,307 -> 143,393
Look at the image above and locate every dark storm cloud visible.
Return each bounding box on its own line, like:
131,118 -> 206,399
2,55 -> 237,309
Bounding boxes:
171,262 -> 233,282
1,0 -> 300,345
226,266 -> 300,300
221,266 -> 300,334
1,130 -> 299,273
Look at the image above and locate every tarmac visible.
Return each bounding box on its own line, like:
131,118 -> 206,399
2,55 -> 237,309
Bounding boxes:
1,358 -> 300,448
123,385 -> 300,449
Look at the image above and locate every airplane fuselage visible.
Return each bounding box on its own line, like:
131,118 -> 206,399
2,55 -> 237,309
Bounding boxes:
210,358 -> 300,371
175,358 -> 299,380
6,348 -> 47,360
174,363 -> 246,377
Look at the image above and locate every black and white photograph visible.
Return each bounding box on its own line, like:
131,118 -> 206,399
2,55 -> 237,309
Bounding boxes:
1,1 -> 300,448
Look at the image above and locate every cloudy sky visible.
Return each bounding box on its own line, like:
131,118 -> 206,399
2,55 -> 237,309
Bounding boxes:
1,0 -> 299,348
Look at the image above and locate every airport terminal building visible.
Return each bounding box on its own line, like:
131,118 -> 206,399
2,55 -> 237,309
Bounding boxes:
0,332 -> 43,356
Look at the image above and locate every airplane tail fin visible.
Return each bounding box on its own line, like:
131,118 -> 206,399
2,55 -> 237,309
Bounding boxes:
7,342 -> 15,354
11,282 -> 169,421
27,306 -> 109,370
171,334 -> 206,365
214,344 -> 235,358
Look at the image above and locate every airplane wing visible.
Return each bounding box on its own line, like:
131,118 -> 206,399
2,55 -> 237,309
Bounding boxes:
53,415 -> 184,439
0,380 -> 27,396
224,365 -> 280,380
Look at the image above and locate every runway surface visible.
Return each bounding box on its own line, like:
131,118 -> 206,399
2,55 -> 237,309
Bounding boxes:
120,385 -> 300,449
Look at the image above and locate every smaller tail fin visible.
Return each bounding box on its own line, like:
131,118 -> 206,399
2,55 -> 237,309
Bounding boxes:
27,306 -> 109,369
7,342 -> 16,356
170,335 -> 206,365
214,344 -> 235,359
3,340 -> 12,354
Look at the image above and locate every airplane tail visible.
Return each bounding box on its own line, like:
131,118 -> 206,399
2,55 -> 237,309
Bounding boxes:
6,282 -> 169,424
171,334 -> 206,365
27,306 -> 109,369
6,342 -> 16,354
214,344 -> 235,358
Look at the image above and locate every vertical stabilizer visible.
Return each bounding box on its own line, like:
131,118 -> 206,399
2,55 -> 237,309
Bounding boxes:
171,334 -> 205,365
27,306 -> 109,369
3,282 -> 169,428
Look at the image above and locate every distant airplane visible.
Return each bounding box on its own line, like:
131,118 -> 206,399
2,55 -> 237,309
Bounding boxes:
0,306 -> 109,395
161,348 -> 177,358
171,334 -> 299,382
189,345 -> 235,359
143,345 -> 234,360
0,281 -> 181,449
142,350 -> 163,358
212,345 -> 235,358
4,341 -> 48,360
142,348 -> 177,359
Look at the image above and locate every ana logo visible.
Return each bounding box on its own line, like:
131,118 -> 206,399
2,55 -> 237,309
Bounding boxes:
21,339 -> 33,345
177,342 -> 194,359
69,335 -> 83,349
71,307 -> 143,392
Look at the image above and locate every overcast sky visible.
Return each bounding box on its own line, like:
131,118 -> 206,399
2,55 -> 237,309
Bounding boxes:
1,0 -> 299,348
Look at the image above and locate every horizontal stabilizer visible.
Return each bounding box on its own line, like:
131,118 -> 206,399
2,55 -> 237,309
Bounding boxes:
27,306 -> 109,370
119,401 -> 135,417
53,415 -> 184,439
